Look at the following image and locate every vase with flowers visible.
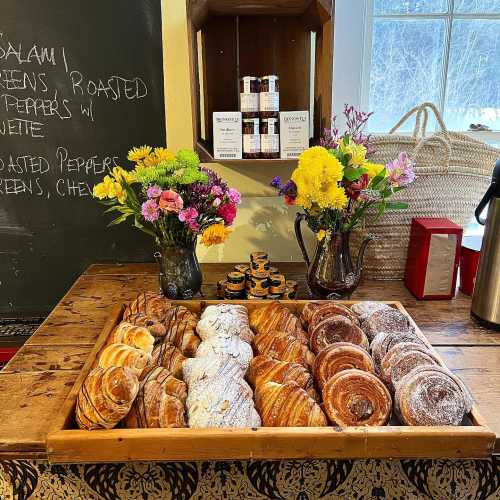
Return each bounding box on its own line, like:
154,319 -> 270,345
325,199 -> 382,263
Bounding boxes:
271,105 -> 416,298
92,146 -> 241,299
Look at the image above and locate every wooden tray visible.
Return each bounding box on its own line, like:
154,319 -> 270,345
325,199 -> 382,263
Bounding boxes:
46,300 -> 496,463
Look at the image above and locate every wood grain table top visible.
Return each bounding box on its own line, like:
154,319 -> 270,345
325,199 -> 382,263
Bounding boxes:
1,262 -> 499,459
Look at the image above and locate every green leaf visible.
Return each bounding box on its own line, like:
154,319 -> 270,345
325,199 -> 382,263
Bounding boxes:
107,213 -> 130,227
134,216 -> 157,238
103,205 -> 123,214
343,166 -> 366,182
385,201 -> 409,210
370,169 -> 388,189
343,134 -> 350,146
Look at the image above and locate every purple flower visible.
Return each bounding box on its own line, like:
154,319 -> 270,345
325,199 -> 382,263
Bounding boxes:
141,199 -> 159,222
227,188 -> 241,205
386,152 -> 416,187
210,185 -> 224,197
271,176 -> 282,188
280,180 -> 297,197
146,185 -> 162,199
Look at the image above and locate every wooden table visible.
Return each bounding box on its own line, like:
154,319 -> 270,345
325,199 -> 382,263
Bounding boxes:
0,262 -> 499,460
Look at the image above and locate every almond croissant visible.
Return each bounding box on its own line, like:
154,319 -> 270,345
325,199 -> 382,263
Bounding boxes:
255,381 -> 327,427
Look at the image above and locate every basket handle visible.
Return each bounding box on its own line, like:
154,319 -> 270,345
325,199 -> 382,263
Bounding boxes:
389,104 -> 426,137
413,134 -> 452,174
414,101 -> 450,138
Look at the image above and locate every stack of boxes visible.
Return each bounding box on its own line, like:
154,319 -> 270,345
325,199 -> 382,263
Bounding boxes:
218,252 -> 298,300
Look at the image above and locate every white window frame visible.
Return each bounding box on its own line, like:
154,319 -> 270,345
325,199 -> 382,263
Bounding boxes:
332,0 -> 500,142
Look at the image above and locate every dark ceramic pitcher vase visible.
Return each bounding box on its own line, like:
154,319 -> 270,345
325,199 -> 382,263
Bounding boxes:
154,238 -> 202,299
294,213 -> 373,299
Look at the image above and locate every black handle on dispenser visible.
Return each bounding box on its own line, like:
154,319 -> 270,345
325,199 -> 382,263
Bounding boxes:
475,159 -> 500,225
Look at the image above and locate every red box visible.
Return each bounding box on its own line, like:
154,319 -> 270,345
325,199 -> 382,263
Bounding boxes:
0,347 -> 18,369
459,235 -> 482,296
404,218 -> 463,300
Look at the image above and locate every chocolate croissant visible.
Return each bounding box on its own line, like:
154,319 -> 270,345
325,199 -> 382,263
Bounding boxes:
248,355 -> 317,400
124,367 -> 187,428
76,366 -> 139,430
161,306 -> 200,356
123,292 -> 172,321
151,341 -> 186,379
107,322 -> 155,354
253,330 -> 315,368
255,381 -> 327,427
249,302 -> 309,345
126,312 -> 167,338
98,343 -> 151,377
322,369 -> 392,427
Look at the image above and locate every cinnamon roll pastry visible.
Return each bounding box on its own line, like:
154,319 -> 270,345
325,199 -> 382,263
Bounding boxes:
98,343 -> 151,377
362,307 -> 415,341
248,355 -> 317,400
76,366 -> 139,430
351,301 -> 391,323
313,342 -> 375,391
162,306 -> 201,356
199,304 -> 254,343
370,331 -> 424,369
389,349 -> 441,391
379,342 -> 430,384
124,367 -> 186,428
249,302 -> 309,345
253,330 -> 315,368
126,312 -> 167,338
308,303 -> 360,332
107,322 -> 155,354
322,369 -> 392,427
395,365 -> 473,426
196,335 -> 253,372
300,302 -> 322,328
151,341 -> 186,379
309,315 -> 369,354
123,292 -> 171,321
255,381 -> 327,427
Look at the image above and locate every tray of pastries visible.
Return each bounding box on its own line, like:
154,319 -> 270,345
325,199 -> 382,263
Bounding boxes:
46,295 -> 495,463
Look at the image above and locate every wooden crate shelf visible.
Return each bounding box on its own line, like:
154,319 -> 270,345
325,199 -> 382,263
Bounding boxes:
187,0 -> 333,165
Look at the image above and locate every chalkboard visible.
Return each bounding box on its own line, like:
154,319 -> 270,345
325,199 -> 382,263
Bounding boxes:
0,0 -> 166,315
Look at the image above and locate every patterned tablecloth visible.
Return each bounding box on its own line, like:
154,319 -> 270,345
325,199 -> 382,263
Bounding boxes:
1,458 -> 499,499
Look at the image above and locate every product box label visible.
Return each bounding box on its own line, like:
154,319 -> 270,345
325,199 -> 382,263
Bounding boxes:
213,112 -> 242,160
280,111 -> 309,159
261,134 -> 279,153
240,93 -> 259,113
260,92 -> 279,112
243,134 -> 261,154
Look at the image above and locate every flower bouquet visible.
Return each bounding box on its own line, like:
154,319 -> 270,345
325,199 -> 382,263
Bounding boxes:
271,105 -> 416,298
92,146 -> 241,298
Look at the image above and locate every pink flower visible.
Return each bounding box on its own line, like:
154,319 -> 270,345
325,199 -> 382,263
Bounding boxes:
141,199 -> 159,222
158,190 -> 183,213
227,188 -> 241,205
210,185 -> 224,197
212,197 -> 222,208
187,220 -> 200,232
146,185 -> 162,199
386,152 -> 416,187
217,203 -> 237,225
179,207 -> 199,223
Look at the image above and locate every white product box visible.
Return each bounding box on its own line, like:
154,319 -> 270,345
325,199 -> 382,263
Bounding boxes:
213,112 -> 242,160
279,111 -> 310,159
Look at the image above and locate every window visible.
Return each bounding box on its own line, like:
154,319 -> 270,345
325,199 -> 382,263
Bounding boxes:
333,0 -> 500,139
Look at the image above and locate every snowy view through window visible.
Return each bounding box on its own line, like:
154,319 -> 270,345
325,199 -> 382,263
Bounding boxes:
367,0 -> 500,132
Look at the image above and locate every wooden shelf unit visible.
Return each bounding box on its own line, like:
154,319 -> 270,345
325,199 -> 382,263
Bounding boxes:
187,0 -> 333,164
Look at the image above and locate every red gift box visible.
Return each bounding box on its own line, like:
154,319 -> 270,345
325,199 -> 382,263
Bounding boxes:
405,218 -> 463,300
460,235 -> 482,296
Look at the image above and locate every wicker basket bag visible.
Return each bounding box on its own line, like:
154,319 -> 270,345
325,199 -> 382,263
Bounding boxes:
353,102 -> 499,280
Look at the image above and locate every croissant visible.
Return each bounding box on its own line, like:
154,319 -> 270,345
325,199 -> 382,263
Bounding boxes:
313,342 -> 375,391
253,330 -> 315,368
196,335 -> 253,372
308,303 -> 360,333
126,312 -> 167,338
123,292 -> 172,320
76,366 -> 139,430
199,304 -> 254,344
124,367 -> 186,428
309,315 -> 369,354
151,341 -> 186,379
249,302 -> 309,345
255,381 -> 327,427
107,322 -> 155,354
248,355 -> 317,400
322,369 -> 392,427
163,306 -> 201,356
183,355 -> 246,387
98,343 -> 151,377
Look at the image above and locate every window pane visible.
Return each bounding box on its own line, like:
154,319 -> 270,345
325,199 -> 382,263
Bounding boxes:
444,20 -> 500,130
454,0 -> 500,13
368,19 -> 446,132
374,0 -> 447,15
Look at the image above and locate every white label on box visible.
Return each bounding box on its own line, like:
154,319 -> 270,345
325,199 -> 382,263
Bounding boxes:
240,93 -> 259,113
260,92 -> 279,112
213,112 -> 242,160
423,233 -> 457,296
261,134 -> 279,153
243,134 -> 260,154
280,111 -> 309,159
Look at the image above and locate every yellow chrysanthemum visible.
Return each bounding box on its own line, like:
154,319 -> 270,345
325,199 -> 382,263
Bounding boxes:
143,153 -> 160,168
154,147 -> 176,162
364,162 -> 387,180
339,140 -> 367,166
316,229 -> 327,241
127,145 -> 152,162
316,184 -> 348,210
200,223 -> 231,247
